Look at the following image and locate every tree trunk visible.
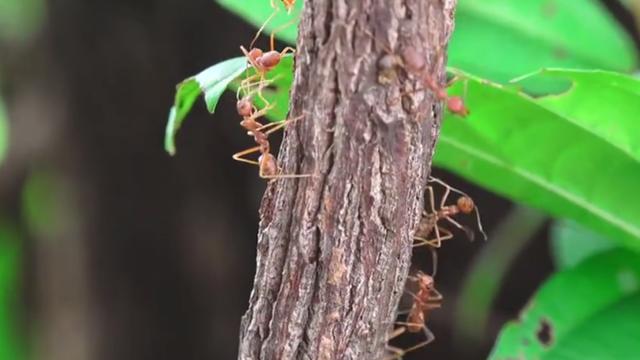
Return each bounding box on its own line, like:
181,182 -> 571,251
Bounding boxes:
238,0 -> 457,359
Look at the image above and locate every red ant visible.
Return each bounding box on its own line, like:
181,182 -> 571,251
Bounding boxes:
385,271 -> 442,359
373,39 -> 469,117
233,96 -> 309,180
238,45 -> 294,101
413,176 -> 487,250
400,47 -> 469,117
271,0 -> 296,13
238,30 -> 295,111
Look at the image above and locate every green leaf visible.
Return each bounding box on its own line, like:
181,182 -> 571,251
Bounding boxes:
551,219 -> 616,270
0,0 -> 45,41
0,220 -> 25,360
450,0 -> 637,87
490,249 -> 640,359
217,0 -> 637,89
435,69 -> 640,251
514,69 -> 640,162
215,0 -> 301,45
22,170 -> 65,236
165,57 -> 246,155
0,97 -> 8,165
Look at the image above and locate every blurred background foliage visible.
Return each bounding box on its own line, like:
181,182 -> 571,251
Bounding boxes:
1,0 -> 640,359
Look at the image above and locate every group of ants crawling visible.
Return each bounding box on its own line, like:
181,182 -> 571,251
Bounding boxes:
230,2 -> 485,358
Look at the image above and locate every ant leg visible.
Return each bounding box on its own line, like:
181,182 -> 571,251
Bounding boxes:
413,226 -> 453,249
280,46 -> 296,57
445,73 -> 463,87
392,321 -> 429,332
387,323 -> 435,358
402,289 -> 421,303
260,172 -> 312,180
270,16 -> 299,51
249,104 -> 276,121
429,246 -> 438,278
430,226 -> 454,248
413,233 -> 440,248
396,308 -> 412,316
232,146 -> 261,166
428,288 -> 443,303
384,327 -> 410,360
444,217 -> 476,242
260,114 -> 304,134
405,325 -> 435,353
254,120 -> 286,134
429,176 -> 469,199
440,185 -> 451,210
384,345 -> 405,360
426,185 -> 436,213
387,326 -> 407,342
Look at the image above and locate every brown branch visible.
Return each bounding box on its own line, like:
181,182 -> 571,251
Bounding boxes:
238,0 -> 457,358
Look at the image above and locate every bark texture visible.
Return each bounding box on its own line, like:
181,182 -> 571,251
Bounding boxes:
238,0 -> 457,359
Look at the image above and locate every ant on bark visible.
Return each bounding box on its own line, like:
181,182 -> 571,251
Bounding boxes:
397,47 -> 469,117
385,271 -> 442,359
233,95 -> 309,180
371,36 -> 469,117
413,176 -> 487,250
383,178 -> 487,357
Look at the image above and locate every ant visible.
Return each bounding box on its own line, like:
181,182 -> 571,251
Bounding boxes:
238,45 -> 294,101
371,35 -> 469,117
271,0 -> 296,13
238,30 -> 295,111
238,0 -> 299,107
385,271 -> 442,359
399,47 -> 469,117
233,96 -> 309,180
413,176 -> 487,249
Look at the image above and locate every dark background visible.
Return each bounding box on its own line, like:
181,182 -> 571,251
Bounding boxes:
0,0 -> 637,359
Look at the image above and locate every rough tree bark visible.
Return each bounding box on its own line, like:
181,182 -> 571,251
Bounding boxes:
238,0 -> 457,359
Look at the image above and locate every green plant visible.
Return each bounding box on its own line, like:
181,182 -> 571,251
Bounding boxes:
165,0 -> 640,357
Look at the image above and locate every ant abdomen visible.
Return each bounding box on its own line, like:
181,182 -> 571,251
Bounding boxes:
447,96 -> 469,117
257,51 -> 281,71
258,153 -> 278,177
400,47 -> 425,73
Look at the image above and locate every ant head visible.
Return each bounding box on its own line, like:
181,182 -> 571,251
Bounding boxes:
457,196 -> 475,214
236,98 -> 253,117
447,96 -> 469,117
414,271 -> 434,287
257,51 -> 282,71
248,48 -> 263,62
259,153 -> 278,178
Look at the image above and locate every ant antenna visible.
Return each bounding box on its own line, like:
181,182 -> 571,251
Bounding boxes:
249,10 -> 279,51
